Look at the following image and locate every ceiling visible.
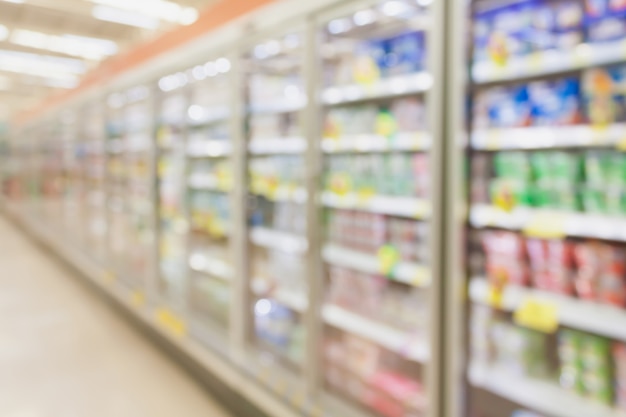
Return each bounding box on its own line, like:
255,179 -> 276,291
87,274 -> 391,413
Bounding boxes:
0,0 -> 218,121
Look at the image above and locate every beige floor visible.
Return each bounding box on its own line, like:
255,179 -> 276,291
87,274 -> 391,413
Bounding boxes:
0,216 -> 234,417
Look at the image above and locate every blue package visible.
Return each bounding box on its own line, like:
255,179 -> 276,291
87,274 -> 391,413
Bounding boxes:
528,78 -> 582,126
352,39 -> 385,84
476,84 -> 532,128
383,31 -> 426,76
583,64 -> 626,124
473,0 -> 583,66
254,301 -> 295,349
473,1 -> 536,65
585,0 -> 626,42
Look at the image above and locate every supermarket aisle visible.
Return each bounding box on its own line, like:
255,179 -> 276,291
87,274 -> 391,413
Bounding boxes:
0,216 -> 233,417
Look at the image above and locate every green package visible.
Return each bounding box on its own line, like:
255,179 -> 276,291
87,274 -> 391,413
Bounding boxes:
495,152 -> 531,180
580,186 -> 608,214
558,329 -> 584,394
581,334 -> 613,405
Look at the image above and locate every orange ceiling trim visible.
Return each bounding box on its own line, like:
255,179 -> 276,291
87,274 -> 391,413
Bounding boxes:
16,0 -> 276,124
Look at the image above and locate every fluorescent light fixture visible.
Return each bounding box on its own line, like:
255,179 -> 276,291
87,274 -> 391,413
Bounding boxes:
90,0 -> 198,25
92,5 -> 160,29
353,9 -> 377,26
11,30 -> 118,60
1,0 -> 24,3
0,25 -> 8,42
179,8 -> 198,25
0,49 -> 85,81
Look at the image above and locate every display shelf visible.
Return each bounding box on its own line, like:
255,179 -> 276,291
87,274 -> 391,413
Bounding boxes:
472,38 -> 626,84
249,97 -> 307,115
250,185 -> 308,204
322,192 -> 431,219
469,277 -> 626,342
321,132 -> 431,153
187,140 -> 231,158
189,253 -> 232,281
249,227 -> 308,253
253,283 -> 308,313
472,124 -> 626,151
188,174 -> 231,192
468,363 -> 626,417
249,137 -> 307,155
470,204 -> 626,241
188,107 -> 230,127
322,72 -> 433,105
322,244 -> 431,287
322,305 -> 429,363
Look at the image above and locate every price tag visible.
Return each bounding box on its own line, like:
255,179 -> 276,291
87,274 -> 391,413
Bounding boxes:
484,130 -> 502,150
329,173 -> 351,197
528,52 -> 543,72
131,291 -> 145,308
412,266 -> 430,287
272,378 -> 288,395
265,178 -> 279,201
591,124 -> 609,145
156,308 -> 187,337
290,390 -> 305,408
616,137 -> 626,152
523,212 -> 566,239
487,285 -> 504,309
514,298 -> 559,333
102,271 -> 117,285
357,187 -> 375,205
378,244 -> 400,277
414,200 -> 431,219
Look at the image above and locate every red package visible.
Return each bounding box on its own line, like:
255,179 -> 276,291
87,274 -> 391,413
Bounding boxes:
364,371 -> 425,417
573,242 -> 626,306
482,231 -> 528,286
526,238 -> 575,294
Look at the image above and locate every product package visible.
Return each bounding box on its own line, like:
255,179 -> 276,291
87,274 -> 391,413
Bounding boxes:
490,319 -> 550,378
614,342 -> 626,410
584,0 -> 626,43
528,78 -> 583,126
526,238 -> 575,294
573,241 -> 626,307
582,65 -> 626,125
482,231 -> 529,286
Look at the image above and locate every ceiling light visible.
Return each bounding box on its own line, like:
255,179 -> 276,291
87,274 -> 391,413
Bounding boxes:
265,40 -> 281,56
215,58 -> 231,73
1,0 -> 24,3
192,65 -> 206,80
381,0 -> 412,16
0,50 -> 85,81
179,7 -> 198,25
204,62 -> 217,77
328,18 -> 352,34
0,25 -> 9,42
283,34 -> 299,50
353,9 -> 377,26
92,5 -> 160,29
10,29 -> 118,60
90,0 -> 198,25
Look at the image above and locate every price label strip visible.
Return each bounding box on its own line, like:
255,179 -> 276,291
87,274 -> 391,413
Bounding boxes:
156,307 -> 187,337
523,212 -> 566,239
514,298 -> 559,334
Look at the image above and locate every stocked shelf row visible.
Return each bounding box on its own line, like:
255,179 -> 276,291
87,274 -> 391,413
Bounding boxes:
6,0 -> 626,417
